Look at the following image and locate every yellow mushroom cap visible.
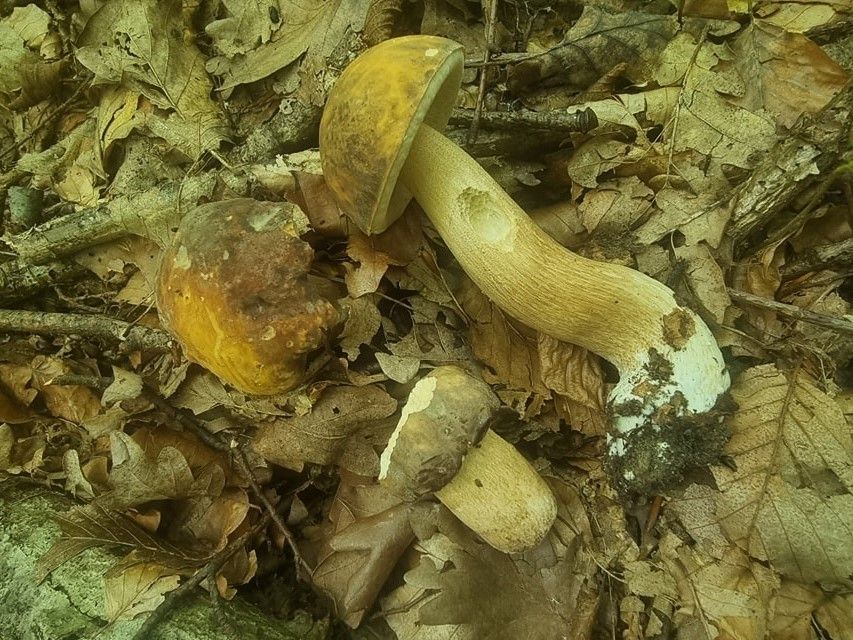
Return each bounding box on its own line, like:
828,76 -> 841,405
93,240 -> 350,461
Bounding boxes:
156,199 -> 339,395
319,35 -> 463,234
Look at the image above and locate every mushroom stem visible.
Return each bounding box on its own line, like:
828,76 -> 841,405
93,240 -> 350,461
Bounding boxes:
400,124 -> 730,490
433,429 -> 557,553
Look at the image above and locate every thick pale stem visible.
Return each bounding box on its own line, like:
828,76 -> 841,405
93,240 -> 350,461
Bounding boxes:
435,430 -> 557,553
399,125 -> 729,441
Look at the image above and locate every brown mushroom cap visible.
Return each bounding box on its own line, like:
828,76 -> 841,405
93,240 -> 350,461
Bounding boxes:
379,365 -> 498,500
156,199 -> 339,395
319,35 -> 463,234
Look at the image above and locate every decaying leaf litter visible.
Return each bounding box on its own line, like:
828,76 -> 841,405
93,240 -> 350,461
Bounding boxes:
0,1 -> 851,639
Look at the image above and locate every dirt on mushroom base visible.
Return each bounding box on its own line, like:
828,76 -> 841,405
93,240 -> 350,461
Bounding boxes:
607,391 -> 734,495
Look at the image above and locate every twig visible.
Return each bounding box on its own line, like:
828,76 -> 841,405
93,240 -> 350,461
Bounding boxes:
0,309 -> 174,351
1,172 -> 216,267
133,511 -> 272,640
451,106 -> 598,133
782,238 -> 853,277
727,288 -> 853,335
467,0 -> 501,145
0,259 -> 86,304
47,373 -> 111,391
231,449 -> 309,579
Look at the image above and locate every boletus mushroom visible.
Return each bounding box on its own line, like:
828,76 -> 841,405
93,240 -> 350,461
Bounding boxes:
320,36 -> 731,494
156,199 -> 340,395
380,366 -> 557,553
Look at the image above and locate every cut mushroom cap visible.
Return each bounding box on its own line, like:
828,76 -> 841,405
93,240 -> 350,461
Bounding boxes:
156,199 -> 340,395
320,36 -> 731,495
379,366 -> 557,553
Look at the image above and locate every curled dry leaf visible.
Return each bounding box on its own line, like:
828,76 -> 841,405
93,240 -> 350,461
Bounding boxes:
459,277 -> 607,432
302,481 -> 417,628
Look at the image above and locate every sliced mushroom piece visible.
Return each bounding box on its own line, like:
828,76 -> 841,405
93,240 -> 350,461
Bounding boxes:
380,366 -> 557,553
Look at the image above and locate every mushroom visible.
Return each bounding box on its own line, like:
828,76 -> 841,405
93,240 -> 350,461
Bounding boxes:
320,36 -> 730,494
380,366 -> 557,553
156,199 -> 340,395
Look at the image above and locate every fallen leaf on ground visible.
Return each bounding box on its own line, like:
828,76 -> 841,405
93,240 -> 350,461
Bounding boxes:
252,385 -> 397,476
712,364 -> 853,584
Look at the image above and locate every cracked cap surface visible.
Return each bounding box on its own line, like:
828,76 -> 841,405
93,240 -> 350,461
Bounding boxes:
319,35 -> 463,234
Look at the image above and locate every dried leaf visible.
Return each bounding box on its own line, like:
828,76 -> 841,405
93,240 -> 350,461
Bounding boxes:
0,385 -> 34,423
457,277 -> 546,395
207,0 -> 370,93
104,562 -> 181,621
815,593 -> 853,640
63,449 -> 96,500
537,334 -> 607,436
0,5 -> 57,102
668,483 -> 730,558
171,487 -> 250,551
345,231 -> 398,297
725,21 -> 848,128
662,540 -> 778,640
339,296 -> 382,361
76,0 -> 227,159
713,364 -> 853,584
304,481 -> 416,627
384,480 -> 599,640
576,176 -> 654,236
649,34 -> 778,170
30,356 -> 102,423
252,385 -> 397,476
102,366 -> 144,407
36,503 -> 208,582
508,8 -> 679,92
102,431 -> 222,510
769,580 -> 824,640
375,352 -> 420,384
388,324 -> 470,364
755,2 -> 846,32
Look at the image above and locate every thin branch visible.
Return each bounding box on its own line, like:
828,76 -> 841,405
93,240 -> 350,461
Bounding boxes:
0,309 -> 174,352
727,288 -> 853,335
0,259 -> 86,304
782,238 -> 853,277
450,106 -> 598,133
133,512 -> 272,640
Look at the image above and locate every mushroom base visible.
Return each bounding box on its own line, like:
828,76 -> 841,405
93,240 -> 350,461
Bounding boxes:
604,407 -> 732,496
